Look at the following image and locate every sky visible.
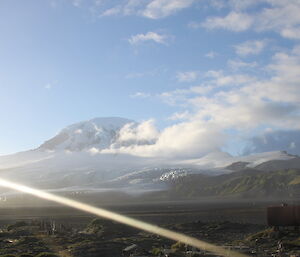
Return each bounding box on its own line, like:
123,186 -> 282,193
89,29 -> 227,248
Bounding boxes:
1,0 -> 300,157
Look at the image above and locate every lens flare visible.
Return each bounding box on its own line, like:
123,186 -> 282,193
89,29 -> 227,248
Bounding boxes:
0,178 -> 249,257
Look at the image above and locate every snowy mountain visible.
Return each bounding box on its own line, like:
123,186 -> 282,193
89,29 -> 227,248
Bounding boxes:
0,117 -> 298,199
39,117 -> 134,151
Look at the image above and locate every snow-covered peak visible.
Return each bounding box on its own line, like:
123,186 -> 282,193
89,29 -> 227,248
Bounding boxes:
65,117 -> 134,131
39,117 -> 134,151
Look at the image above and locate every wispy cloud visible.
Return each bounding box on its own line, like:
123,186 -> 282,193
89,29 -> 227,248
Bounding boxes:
209,0 -> 226,10
61,0 -> 300,40
176,71 -> 198,82
44,83 -> 52,90
244,129 -> 300,155
205,70 -> 256,86
44,80 -> 58,90
201,12 -> 254,32
128,32 -> 169,45
141,0 -> 195,19
281,27 -> 300,40
227,59 -> 258,70
72,0 -> 82,8
256,1 -> 300,38
100,6 -> 121,16
168,111 -> 190,121
205,51 -> 218,59
130,92 -> 151,98
149,45 -> 300,158
99,0 -> 196,19
201,1 -> 300,40
160,45 -> 300,136
125,68 -> 164,79
208,0 -> 260,11
125,72 -> 146,79
234,40 -> 267,56
228,0 -> 262,10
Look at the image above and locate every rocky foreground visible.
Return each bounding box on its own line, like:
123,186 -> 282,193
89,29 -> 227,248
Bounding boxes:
0,219 -> 299,257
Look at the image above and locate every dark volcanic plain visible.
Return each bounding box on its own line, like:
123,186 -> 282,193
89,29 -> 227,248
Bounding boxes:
0,200 -> 299,257
0,200 -> 271,226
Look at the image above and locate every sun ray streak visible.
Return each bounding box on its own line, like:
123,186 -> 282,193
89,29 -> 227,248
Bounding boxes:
0,178 -> 248,257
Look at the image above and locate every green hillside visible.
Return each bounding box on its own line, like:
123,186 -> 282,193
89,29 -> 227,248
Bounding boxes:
166,169 -> 300,199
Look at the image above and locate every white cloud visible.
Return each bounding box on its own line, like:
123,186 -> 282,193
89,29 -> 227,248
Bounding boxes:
201,12 -> 254,32
68,0 -> 300,38
44,80 -> 57,90
72,0 -> 81,7
130,92 -> 151,98
103,120 -> 225,158
116,120 -> 159,145
89,46 -> 300,159
209,0 -> 226,10
125,69 -> 157,79
44,83 -> 52,90
100,1 -> 146,17
168,111 -> 190,121
142,0 -> 195,19
94,0 -> 105,7
202,1 -> 300,40
125,72 -> 145,79
205,70 -> 256,86
98,0 -> 196,19
176,71 -> 198,82
49,0 -> 58,8
234,40 -> 267,56
228,0 -> 262,10
280,27 -> 300,40
123,0 -> 147,16
74,129 -> 83,134
100,6 -> 121,16
205,51 -> 218,59
160,89 -> 190,106
160,45 -> 300,138
190,85 -> 214,95
216,74 -> 254,86
227,59 -> 258,70
159,85 -> 213,106
256,1 -> 300,34
128,32 -> 169,45
188,21 -> 201,29
244,129 -> 300,155
208,0 -> 262,10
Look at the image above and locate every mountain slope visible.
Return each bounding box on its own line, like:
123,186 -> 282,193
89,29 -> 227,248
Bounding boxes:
164,169 -> 300,199
254,156 -> 300,171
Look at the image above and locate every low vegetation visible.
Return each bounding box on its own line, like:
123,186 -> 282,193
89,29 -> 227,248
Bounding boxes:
166,169 -> 300,199
0,214 -> 299,257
